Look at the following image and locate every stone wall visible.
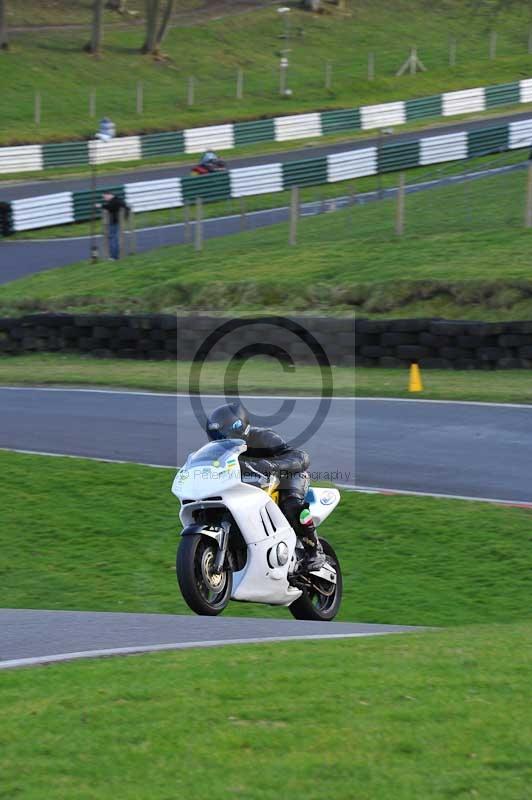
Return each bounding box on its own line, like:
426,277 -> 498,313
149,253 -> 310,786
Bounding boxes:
2,314 -> 532,368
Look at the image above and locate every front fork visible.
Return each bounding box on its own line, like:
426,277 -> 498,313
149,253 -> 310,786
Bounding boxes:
213,520 -> 231,574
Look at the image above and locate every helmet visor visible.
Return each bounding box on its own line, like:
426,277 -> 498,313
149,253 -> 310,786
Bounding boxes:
207,418 -> 246,440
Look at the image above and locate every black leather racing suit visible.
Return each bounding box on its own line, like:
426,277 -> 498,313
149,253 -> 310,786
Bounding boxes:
238,426 -> 311,536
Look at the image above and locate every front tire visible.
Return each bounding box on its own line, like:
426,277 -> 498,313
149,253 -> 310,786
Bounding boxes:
289,537 -> 342,621
176,534 -> 232,616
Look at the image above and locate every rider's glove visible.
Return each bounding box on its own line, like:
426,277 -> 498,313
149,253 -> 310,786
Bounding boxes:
241,458 -> 278,480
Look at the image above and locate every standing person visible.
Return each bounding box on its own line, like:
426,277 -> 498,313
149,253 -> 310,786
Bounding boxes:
95,116 -> 116,142
98,192 -> 129,260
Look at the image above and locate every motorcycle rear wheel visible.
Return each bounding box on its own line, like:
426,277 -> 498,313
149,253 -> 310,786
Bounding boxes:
288,538 -> 342,621
176,534 -> 232,616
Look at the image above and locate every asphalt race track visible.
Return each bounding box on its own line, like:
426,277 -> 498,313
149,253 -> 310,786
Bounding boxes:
1,387 -> 532,502
0,388 -> 356,485
2,109 -> 531,202
0,609 -> 420,669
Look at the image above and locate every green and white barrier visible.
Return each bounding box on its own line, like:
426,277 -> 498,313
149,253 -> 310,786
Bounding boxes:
5,115 -> 532,235
1,77 -> 532,175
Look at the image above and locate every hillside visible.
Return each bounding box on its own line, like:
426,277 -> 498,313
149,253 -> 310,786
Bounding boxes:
2,1 -> 532,145
2,159 -> 532,319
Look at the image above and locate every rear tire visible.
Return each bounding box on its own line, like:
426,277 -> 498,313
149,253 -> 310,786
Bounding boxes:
176,534 -> 232,616
289,538 -> 342,621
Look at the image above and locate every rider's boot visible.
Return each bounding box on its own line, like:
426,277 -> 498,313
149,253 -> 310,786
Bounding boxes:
299,509 -> 326,571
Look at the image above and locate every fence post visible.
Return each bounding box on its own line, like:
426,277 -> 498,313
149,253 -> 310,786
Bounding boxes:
136,81 -> 143,114
119,208 -> 126,259
325,61 -> 332,91
128,209 -> 137,255
236,68 -> 244,100
489,30 -> 497,59
449,37 -> 456,67
187,76 -> 195,107
289,185 -> 299,246
525,162 -> 532,228
34,91 -> 41,126
395,172 -> 405,236
89,88 -> 96,118
195,196 -> 203,251
101,210 -> 110,259
184,203 -> 191,243
240,197 -> 247,231
368,52 -> 375,80
279,55 -> 289,95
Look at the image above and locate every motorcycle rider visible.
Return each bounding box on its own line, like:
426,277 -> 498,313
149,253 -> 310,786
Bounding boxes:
200,149 -> 218,167
206,402 -> 326,571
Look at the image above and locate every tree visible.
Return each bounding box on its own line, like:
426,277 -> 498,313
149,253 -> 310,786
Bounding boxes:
85,0 -> 105,55
142,0 -> 176,55
303,0 -> 322,10
0,0 -> 8,51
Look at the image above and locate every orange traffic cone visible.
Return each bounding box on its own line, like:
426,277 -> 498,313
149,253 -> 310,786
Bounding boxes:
409,363 -> 423,392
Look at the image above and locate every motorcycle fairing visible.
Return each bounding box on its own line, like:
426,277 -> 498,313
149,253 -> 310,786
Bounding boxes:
305,487 -> 341,527
174,440 -> 302,605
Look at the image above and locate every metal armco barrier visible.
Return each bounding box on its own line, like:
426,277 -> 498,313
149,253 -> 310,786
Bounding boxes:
4,116 -> 532,235
1,76 -> 532,176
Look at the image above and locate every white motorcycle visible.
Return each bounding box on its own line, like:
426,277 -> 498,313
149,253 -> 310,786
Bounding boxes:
171,439 -> 342,620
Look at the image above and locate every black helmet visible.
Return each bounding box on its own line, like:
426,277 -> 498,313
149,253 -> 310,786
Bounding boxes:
206,402 -> 250,441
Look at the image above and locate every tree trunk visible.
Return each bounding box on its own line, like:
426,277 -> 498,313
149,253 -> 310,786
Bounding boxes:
0,0 -> 8,51
141,0 -> 160,54
155,0 -> 175,50
303,0 -> 322,10
85,0 -> 105,55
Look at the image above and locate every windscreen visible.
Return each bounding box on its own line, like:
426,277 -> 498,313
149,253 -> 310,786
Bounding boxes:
185,439 -> 245,468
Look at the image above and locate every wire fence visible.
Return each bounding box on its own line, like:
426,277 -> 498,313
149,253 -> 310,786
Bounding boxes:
178,149 -> 532,257
90,151 -> 528,263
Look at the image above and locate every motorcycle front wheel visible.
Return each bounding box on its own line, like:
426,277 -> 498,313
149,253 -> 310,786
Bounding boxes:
289,537 -> 343,621
176,534 -> 232,616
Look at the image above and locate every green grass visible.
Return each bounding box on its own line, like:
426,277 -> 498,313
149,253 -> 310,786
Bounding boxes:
2,450 -> 532,626
2,625 -> 532,799
0,354 -> 357,395
3,355 -> 532,405
3,156 -> 532,319
3,1 -> 532,145
356,367 -> 532,404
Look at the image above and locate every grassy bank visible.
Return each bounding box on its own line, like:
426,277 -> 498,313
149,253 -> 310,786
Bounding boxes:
2,625 -> 532,800
3,2 -> 532,145
2,450 -> 532,626
2,157 -> 532,318
3,355 -> 532,404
